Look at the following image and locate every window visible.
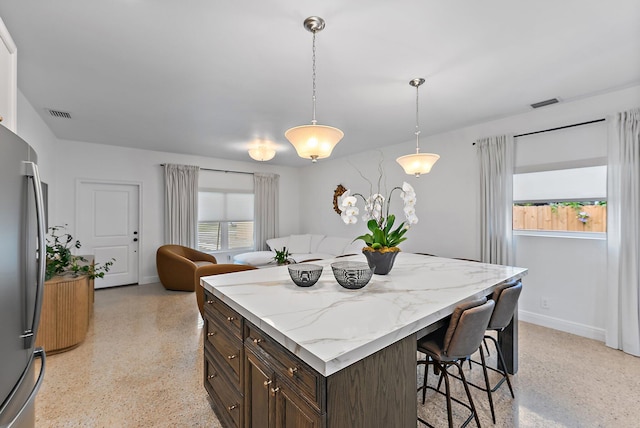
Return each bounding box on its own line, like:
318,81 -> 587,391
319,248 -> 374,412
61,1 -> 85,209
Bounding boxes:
512,166 -> 606,233
198,191 -> 254,252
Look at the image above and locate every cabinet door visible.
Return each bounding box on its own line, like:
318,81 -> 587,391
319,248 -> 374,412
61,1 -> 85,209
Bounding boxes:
245,350 -> 274,428
274,381 -> 323,428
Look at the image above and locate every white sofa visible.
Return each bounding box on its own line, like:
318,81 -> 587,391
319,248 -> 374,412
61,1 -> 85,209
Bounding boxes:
233,234 -> 363,267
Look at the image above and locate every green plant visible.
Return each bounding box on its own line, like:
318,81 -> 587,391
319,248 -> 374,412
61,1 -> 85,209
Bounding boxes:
46,225 -> 114,281
356,215 -> 408,251
273,247 -> 291,265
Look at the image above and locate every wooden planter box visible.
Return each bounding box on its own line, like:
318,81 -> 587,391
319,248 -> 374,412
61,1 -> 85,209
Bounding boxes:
36,274 -> 94,354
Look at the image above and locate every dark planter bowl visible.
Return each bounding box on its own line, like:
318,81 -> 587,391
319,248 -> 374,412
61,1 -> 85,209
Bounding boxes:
362,249 -> 399,275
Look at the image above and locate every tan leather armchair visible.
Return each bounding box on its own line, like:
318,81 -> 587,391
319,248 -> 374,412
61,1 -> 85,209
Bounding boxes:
195,264 -> 257,316
156,245 -> 257,315
156,245 -> 218,292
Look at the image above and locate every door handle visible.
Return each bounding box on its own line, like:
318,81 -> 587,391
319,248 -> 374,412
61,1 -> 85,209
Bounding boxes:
1,348 -> 46,427
24,162 -> 46,349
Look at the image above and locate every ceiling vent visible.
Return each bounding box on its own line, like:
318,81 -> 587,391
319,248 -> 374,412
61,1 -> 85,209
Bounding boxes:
48,109 -> 72,119
530,98 -> 559,109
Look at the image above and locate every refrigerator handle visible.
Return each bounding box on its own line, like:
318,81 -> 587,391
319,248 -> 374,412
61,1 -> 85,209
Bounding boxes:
5,348 -> 46,428
21,162 -> 46,349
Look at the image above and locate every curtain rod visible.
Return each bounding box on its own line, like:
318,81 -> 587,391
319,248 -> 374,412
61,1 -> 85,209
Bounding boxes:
472,118 -> 606,145
160,164 -> 254,175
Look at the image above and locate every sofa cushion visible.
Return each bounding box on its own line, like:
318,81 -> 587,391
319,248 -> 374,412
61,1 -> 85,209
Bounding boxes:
266,237 -> 289,251
317,237 -> 351,255
342,240 -> 363,255
291,253 -> 335,263
288,234 -> 312,253
234,251 -> 275,266
309,234 -> 325,253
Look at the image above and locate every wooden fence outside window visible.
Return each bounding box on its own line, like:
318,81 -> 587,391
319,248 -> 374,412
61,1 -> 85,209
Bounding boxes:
513,205 -> 606,232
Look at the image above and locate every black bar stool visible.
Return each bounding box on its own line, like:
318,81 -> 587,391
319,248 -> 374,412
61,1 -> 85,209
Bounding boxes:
449,280 -> 522,423
417,297 -> 495,428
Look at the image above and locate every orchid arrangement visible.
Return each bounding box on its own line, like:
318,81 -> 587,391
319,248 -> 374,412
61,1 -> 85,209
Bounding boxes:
339,182 -> 418,251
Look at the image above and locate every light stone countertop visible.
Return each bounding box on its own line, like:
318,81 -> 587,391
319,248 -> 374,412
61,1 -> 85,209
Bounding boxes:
201,252 -> 528,377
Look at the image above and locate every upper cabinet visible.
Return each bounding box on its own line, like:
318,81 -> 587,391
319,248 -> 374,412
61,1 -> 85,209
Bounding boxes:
0,15 -> 17,132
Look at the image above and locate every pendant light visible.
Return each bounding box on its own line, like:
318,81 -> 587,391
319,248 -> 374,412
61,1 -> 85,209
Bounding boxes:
396,78 -> 440,177
248,143 -> 276,162
285,16 -> 344,162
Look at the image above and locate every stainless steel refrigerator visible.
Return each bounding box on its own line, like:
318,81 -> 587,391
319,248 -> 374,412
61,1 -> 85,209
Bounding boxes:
0,125 -> 46,428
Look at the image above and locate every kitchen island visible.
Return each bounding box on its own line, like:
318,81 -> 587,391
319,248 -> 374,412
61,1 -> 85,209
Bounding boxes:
201,253 -> 527,428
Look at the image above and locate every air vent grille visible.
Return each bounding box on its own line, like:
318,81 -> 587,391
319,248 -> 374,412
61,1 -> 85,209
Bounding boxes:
530,98 -> 559,109
48,109 -> 72,119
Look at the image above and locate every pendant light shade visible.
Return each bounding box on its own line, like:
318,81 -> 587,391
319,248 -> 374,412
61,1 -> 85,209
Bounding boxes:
285,124 -> 344,161
285,16 -> 343,162
396,78 -> 439,177
248,144 -> 276,162
396,152 -> 440,176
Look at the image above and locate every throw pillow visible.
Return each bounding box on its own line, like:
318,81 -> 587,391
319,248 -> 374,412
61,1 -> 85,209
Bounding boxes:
266,237 -> 289,252
316,237 -> 351,255
287,234 -> 312,253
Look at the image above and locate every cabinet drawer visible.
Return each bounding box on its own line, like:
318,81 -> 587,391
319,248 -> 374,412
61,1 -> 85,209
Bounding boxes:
205,317 -> 242,386
246,323 -> 322,409
205,349 -> 243,428
204,293 -> 242,340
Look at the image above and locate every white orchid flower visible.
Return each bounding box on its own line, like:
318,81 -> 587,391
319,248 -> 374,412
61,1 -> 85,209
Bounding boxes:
341,195 -> 357,208
402,182 -> 415,194
371,194 -> 385,206
341,212 -> 358,224
406,214 -> 419,225
402,194 -> 417,206
404,205 -> 415,217
401,182 -> 416,202
344,206 -> 359,217
338,189 -> 351,207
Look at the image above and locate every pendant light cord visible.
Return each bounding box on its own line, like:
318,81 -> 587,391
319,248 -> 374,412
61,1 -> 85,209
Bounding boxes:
311,31 -> 317,125
415,83 -> 421,154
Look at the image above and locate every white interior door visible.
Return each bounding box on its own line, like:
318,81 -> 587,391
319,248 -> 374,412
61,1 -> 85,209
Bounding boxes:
77,181 -> 140,288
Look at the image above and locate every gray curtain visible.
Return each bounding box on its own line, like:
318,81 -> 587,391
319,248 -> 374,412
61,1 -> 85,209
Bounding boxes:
164,164 -> 200,247
253,173 -> 279,251
477,135 -> 514,265
606,108 -> 640,356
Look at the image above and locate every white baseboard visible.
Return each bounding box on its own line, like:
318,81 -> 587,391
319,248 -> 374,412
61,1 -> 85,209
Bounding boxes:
141,275 -> 159,284
519,310 -> 606,342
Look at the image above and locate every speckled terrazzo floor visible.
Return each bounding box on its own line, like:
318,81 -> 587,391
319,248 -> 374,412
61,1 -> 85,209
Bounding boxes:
35,283 -> 640,427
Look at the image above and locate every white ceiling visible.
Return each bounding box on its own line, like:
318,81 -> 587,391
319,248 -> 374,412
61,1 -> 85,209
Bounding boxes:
1,1 -> 639,166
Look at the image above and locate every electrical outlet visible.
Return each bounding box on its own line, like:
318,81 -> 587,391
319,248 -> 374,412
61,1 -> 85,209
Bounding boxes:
541,297 -> 550,309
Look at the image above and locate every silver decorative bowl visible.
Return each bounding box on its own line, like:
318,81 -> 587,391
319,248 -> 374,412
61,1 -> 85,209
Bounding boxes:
287,264 -> 323,287
330,261 -> 374,289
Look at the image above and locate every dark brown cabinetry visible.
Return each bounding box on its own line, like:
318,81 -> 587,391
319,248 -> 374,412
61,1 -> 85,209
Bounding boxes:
204,290 -> 324,428
245,324 -> 325,428
203,289 -> 416,428
203,293 -> 244,427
